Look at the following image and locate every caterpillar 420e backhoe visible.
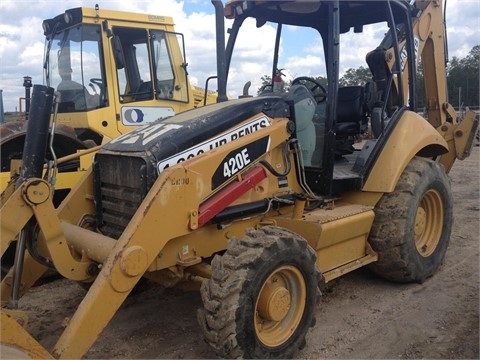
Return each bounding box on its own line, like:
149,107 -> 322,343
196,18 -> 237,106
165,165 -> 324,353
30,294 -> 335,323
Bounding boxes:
1,0 -> 477,358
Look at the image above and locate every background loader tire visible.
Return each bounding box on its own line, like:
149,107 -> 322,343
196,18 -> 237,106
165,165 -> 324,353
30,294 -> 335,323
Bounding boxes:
1,122 -> 96,276
368,157 -> 453,283
198,226 -> 321,359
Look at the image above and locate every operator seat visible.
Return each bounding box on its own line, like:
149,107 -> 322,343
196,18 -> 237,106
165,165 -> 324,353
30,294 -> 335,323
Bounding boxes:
366,46 -> 393,137
134,81 -> 170,100
334,86 -> 368,155
133,81 -> 153,101
259,84 -> 317,166
57,81 -> 89,112
285,85 -> 317,166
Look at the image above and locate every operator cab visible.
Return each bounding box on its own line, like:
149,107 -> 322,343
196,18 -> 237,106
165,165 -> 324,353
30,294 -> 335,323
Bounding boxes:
222,0 -> 418,197
43,8 -> 191,113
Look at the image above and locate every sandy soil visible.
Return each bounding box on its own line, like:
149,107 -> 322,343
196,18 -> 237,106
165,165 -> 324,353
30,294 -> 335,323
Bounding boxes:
8,147 -> 480,359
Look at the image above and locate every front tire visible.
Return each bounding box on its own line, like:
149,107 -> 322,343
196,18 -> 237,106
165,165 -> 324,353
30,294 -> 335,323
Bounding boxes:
368,157 -> 453,283
198,226 -> 321,358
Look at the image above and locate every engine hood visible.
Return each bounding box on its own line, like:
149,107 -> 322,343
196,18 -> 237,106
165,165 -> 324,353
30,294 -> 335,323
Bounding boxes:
101,96 -> 289,158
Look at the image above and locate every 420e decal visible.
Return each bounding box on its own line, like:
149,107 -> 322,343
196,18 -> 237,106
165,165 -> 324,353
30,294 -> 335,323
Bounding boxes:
211,136 -> 270,190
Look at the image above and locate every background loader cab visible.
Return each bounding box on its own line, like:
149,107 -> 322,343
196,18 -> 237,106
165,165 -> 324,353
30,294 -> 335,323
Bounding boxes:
42,6 -> 200,133
0,6 -> 216,192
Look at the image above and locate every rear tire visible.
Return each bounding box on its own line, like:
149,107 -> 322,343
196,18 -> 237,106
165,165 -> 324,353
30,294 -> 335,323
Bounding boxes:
368,157 -> 453,283
198,226 -> 321,358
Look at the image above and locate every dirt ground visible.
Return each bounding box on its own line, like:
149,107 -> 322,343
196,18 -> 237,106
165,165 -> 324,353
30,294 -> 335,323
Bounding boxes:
10,146 -> 480,359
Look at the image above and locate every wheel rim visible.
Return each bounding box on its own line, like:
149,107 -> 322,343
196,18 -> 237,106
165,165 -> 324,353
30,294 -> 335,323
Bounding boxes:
414,189 -> 443,257
254,265 -> 306,347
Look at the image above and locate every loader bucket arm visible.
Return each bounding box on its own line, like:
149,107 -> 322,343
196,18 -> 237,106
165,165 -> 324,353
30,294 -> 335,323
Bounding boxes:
51,118 -> 292,358
1,310 -> 53,359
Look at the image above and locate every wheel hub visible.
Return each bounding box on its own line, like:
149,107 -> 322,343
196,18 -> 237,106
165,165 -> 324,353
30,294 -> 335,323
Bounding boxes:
414,207 -> 427,238
254,265 -> 307,348
257,285 -> 291,321
414,189 -> 443,257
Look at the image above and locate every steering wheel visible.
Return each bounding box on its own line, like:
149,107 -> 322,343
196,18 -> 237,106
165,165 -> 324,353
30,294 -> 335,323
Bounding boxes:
89,78 -> 105,105
291,76 -> 327,103
89,78 -> 104,94
258,83 -> 273,94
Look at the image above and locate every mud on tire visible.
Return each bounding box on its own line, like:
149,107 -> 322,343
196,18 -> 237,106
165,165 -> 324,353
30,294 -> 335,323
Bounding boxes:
197,226 -> 321,359
368,157 -> 453,283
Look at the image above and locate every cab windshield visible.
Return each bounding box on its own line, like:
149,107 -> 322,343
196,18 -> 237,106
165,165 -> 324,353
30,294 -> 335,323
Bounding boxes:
44,23 -> 106,112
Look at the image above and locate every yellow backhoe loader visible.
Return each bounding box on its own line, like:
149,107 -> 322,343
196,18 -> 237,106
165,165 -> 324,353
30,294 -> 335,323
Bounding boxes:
0,0 -> 477,358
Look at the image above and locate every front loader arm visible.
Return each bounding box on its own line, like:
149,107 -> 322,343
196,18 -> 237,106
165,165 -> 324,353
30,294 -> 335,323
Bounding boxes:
0,178 -> 94,305
1,310 -> 53,359
51,161 -> 203,357
0,182 -> 34,259
0,180 -> 50,306
52,118 -> 293,358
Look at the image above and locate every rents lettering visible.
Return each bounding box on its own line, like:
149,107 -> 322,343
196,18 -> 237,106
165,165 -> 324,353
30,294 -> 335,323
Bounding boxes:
156,116 -> 270,173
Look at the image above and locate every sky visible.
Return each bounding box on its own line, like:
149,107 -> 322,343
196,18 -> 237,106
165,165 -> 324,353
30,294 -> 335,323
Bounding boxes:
0,0 -> 479,112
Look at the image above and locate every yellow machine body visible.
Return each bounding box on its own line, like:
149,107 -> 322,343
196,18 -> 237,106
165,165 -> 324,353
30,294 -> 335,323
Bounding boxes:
1,0 -> 478,358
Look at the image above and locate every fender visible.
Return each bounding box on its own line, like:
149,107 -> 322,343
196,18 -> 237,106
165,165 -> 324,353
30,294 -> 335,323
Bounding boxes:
362,110 -> 448,193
